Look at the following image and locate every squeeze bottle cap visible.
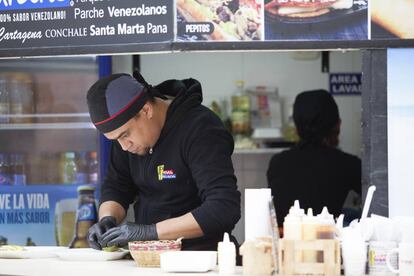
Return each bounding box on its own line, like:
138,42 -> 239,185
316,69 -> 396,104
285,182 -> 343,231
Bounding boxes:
223,232 -> 230,243
289,200 -> 305,217
317,207 -> 335,225
284,200 -> 305,223
218,232 -> 235,252
303,208 -> 318,223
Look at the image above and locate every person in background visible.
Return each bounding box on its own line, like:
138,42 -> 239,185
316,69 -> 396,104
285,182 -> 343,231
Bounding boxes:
267,89 -> 361,227
86,72 -> 241,253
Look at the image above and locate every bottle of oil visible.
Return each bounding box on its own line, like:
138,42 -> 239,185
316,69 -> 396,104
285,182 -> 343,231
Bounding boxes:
283,106 -> 299,142
69,185 -> 98,248
231,80 -> 250,135
62,152 -> 77,184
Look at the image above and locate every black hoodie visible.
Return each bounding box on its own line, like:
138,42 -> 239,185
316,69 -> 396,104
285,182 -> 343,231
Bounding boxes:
100,78 -> 241,250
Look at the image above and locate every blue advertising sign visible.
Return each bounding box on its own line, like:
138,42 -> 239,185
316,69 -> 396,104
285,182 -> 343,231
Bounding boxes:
329,73 -> 362,95
0,185 -> 97,246
0,0 -> 70,11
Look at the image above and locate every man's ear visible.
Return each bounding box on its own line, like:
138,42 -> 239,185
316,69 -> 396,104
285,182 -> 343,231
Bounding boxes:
141,103 -> 153,119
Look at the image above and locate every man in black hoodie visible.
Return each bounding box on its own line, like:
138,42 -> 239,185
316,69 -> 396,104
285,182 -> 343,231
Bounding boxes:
86,72 -> 241,252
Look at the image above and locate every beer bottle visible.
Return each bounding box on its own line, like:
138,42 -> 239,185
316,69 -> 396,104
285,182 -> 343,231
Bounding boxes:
69,185 -> 98,248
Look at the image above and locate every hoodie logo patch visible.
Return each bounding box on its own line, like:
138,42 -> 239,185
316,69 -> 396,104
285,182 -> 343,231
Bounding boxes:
157,165 -> 176,180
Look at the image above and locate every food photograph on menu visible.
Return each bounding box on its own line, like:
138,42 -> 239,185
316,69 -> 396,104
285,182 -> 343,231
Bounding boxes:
371,0 -> 414,39
264,0 -> 368,40
176,0 -> 263,41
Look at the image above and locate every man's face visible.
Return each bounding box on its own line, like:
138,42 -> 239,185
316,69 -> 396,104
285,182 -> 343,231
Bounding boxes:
104,103 -> 160,156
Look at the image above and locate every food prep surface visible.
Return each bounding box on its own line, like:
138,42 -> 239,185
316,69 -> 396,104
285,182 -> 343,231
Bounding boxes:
0,258 -> 242,276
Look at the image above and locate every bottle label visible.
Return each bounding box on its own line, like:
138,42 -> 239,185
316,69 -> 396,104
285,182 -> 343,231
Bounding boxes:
77,203 -> 97,221
10,103 -> 23,114
0,103 -> 9,123
231,111 -> 249,134
0,103 -> 9,114
0,173 -> 10,185
63,164 -> 76,184
89,173 -> 98,184
10,103 -> 24,123
75,173 -> 88,184
13,174 -> 26,186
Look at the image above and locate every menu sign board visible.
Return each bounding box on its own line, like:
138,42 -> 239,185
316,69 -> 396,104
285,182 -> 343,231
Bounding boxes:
175,0 -> 369,42
0,0 -> 173,49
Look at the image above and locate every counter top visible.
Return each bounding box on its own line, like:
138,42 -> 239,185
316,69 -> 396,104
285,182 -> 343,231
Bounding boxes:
0,258 -> 243,276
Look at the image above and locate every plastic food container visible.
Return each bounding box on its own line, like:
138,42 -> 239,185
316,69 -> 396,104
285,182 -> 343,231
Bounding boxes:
160,251 -> 217,272
128,240 -> 181,267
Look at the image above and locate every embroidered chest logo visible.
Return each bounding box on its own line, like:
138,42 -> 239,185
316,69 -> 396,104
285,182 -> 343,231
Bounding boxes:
157,165 -> 176,180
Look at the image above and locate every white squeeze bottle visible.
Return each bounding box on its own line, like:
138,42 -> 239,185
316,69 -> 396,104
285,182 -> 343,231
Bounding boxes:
316,207 -> 336,262
316,207 -> 336,240
218,232 -> 236,275
302,208 -> 318,262
283,200 -> 304,240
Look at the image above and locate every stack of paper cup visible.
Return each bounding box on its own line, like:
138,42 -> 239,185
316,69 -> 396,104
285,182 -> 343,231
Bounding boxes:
342,228 -> 368,276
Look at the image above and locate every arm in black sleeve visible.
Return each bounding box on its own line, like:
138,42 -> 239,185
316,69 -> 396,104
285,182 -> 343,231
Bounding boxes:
100,142 -> 138,212
186,125 -> 241,237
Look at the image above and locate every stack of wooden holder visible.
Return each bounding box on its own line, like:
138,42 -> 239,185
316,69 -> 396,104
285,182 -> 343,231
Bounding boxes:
278,239 -> 340,275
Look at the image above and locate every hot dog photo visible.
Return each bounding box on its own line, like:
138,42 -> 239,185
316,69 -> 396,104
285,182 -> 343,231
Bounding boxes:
176,0 -> 263,41
264,0 -> 368,40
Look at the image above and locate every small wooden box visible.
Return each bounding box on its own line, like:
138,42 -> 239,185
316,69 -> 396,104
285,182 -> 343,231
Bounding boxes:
278,239 -> 340,275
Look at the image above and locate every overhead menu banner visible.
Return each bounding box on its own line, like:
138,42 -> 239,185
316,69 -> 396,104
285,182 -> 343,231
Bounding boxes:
0,0 -> 173,49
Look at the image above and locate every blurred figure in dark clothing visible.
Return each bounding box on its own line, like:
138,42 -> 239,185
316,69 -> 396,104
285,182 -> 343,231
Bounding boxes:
267,89 -> 361,226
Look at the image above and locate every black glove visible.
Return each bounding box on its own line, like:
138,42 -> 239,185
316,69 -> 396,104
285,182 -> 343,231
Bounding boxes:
100,222 -> 158,248
87,216 -> 117,250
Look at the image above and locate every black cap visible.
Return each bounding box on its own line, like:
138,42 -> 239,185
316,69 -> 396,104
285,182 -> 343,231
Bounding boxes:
293,89 -> 339,141
87,73 -> 149,133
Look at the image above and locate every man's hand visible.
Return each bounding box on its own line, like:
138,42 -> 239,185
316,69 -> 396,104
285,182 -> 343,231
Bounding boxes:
100,222 -> 158,248
87,216 -> 117,250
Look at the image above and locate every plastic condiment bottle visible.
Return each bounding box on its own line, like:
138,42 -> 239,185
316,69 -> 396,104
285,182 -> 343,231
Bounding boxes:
218,232 -> 236,275
316,207 -> 336,262
302,208 -> 318,262
283,200 -> 305,240
316,207 -> 336,239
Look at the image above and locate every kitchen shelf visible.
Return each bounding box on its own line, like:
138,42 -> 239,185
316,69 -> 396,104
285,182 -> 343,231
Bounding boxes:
0,113 -> 90,119
0,122 -> 95,130
0,57 -> 97,73
0,113 -> 94,130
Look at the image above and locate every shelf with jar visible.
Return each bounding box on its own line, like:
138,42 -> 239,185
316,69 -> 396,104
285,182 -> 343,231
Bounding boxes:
0,67 -> 98,131
0,150 -> 99,186
0,113 -> 94,130
210,81 -> 298,153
